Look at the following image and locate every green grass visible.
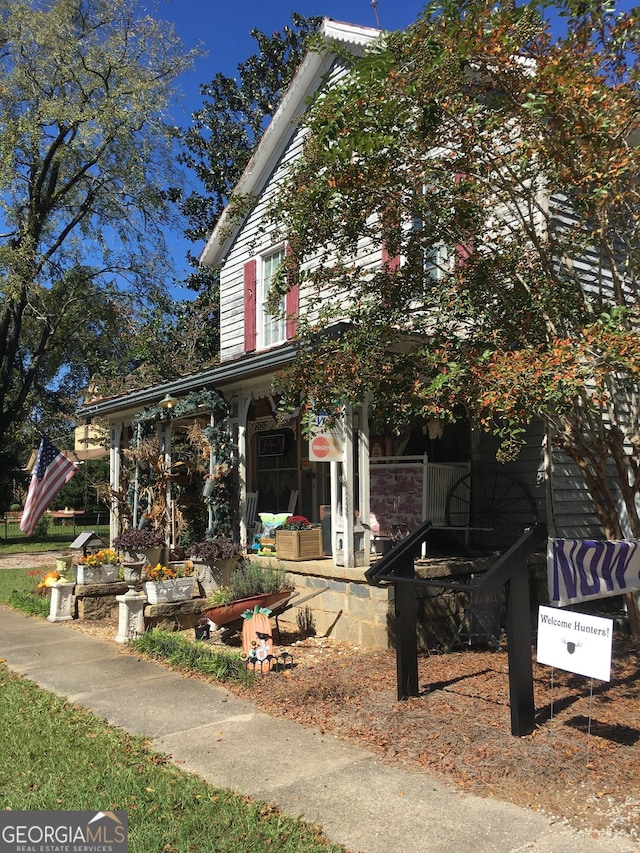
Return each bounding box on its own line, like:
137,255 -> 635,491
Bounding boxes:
0,567 -> 51,617
130,630 -> 253,685
0,525 -> 110,552
0,665 -> 347,853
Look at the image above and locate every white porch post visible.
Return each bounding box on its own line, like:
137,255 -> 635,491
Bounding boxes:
342,406 -> 355,567
158,421 -> 172,547
109,422 -> 123,544
238,394 -> 251,548
359,400 -> 371,566
207,412 -> 215,533
330,459 -> 339,564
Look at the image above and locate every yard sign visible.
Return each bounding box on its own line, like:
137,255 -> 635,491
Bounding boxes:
537,605 -> 613,681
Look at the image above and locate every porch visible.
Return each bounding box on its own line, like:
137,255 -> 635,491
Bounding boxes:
261,548 -> 548,650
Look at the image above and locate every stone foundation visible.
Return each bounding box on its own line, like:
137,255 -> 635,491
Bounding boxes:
144,599 -> 209,631
261,552 -> 545,650
74,581 -> 129,620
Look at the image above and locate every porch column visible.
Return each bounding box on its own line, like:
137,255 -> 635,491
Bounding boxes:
237,394 -> 251,548
109,422 -> 123,544
158,421 -> 172,547
359,400 -> 371,566
330,459 -> 339,564
207,411 -> 215,534
342,406 -> 355,567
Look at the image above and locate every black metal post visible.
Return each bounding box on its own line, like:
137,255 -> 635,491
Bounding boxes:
505,566 -> 536,736
394,554 -> 419,700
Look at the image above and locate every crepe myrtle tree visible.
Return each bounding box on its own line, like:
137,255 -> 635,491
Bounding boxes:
0,0 -> 198,458
269,0 -> 640,628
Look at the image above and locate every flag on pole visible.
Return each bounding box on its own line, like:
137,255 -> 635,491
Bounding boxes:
20,437 -> 78,536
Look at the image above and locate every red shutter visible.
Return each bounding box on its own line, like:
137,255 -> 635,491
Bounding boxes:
285,244 -> 299,339
286,283 -> 299,339
244,259 -> 257,353
454,173 -> 472,266
381,242 -> 400,272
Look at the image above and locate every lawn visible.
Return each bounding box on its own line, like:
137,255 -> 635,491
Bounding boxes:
0,665 -> 346,853
0,564 -> 348,853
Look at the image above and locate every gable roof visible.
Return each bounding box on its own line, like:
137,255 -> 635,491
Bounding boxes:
199,18 -> 380,269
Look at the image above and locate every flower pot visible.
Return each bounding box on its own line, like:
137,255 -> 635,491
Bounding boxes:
193,557 -> 239,595
123,561 -> 145,589
143,576 -> 196,604
275,528 -> 323,561
122,546 -> 163,566
76,564 -> 119,585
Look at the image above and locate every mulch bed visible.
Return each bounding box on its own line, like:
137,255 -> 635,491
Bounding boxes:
229,631 -> 640,843
64,611 -> 640,843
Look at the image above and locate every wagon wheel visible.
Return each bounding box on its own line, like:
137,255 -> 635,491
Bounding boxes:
445,471 -> 537,531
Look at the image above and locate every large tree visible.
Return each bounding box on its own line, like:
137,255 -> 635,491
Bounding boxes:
270,1 -> 640,547
0,0 -> 197,469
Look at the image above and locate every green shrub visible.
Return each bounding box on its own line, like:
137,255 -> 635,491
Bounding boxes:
130,630 -> 252,684
230,559 -> 293,600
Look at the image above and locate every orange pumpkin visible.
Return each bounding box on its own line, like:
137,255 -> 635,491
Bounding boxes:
242,606 -> 275,671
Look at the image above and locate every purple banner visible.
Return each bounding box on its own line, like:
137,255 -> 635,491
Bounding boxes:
547,538 -> 640,607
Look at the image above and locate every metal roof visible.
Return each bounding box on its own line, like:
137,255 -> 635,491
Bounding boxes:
76,343 -> 298,420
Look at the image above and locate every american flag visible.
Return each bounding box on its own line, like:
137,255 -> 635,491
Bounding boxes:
20,437 -> 78,536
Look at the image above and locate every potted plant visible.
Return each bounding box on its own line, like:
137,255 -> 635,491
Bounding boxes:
275,516 -> 324,561
76,548 -> 120,585
112,527 -> 165,566
194,616 -> 211,641
143,561 -> 196,604
188,536 -> 245,594
204,560 -> 295,628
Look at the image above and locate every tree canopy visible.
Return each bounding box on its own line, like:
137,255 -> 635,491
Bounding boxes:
0,0 -> 198,479
271,0 -> 640,544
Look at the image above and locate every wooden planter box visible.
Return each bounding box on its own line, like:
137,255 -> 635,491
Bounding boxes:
275,528 -> 323,561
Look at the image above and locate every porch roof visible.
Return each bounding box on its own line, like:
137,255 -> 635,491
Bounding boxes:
76,343 -> 297,422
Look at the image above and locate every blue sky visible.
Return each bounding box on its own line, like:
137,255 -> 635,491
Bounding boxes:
156,0 -> 428,290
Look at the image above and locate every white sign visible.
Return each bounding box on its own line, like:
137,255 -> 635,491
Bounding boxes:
536,605 -> 613,681
308,412 -> 344,462
547,538 -> 640,607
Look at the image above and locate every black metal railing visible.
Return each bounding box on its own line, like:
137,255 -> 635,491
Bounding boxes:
366,520 -> 548,737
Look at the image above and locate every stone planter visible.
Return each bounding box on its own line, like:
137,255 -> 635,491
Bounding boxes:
124,546 -> 163,567
123,561 -> 145,589
143,576 -> 196,604
76,564 -> 119,585
47,581 -> 76,622
275,528 -> 324,561
193,557 -> 239,595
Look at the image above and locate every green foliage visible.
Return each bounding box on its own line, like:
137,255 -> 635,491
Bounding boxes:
0,0 -> 199,456
180,12 -> 321,249
130,630 -> 251,685
0,568 -> 50,617
271,0 -> 640,539
229,560 -> 294,600
50,457 -> 110,512
0,665 -> 347,852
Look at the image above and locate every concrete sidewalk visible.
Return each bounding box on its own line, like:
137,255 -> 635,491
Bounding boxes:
0,606 -> 637,853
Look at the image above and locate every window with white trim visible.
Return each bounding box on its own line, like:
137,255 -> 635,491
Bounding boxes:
259,248 -> 286,348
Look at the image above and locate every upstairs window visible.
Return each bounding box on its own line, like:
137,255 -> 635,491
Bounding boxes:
260,248 -> 286,349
